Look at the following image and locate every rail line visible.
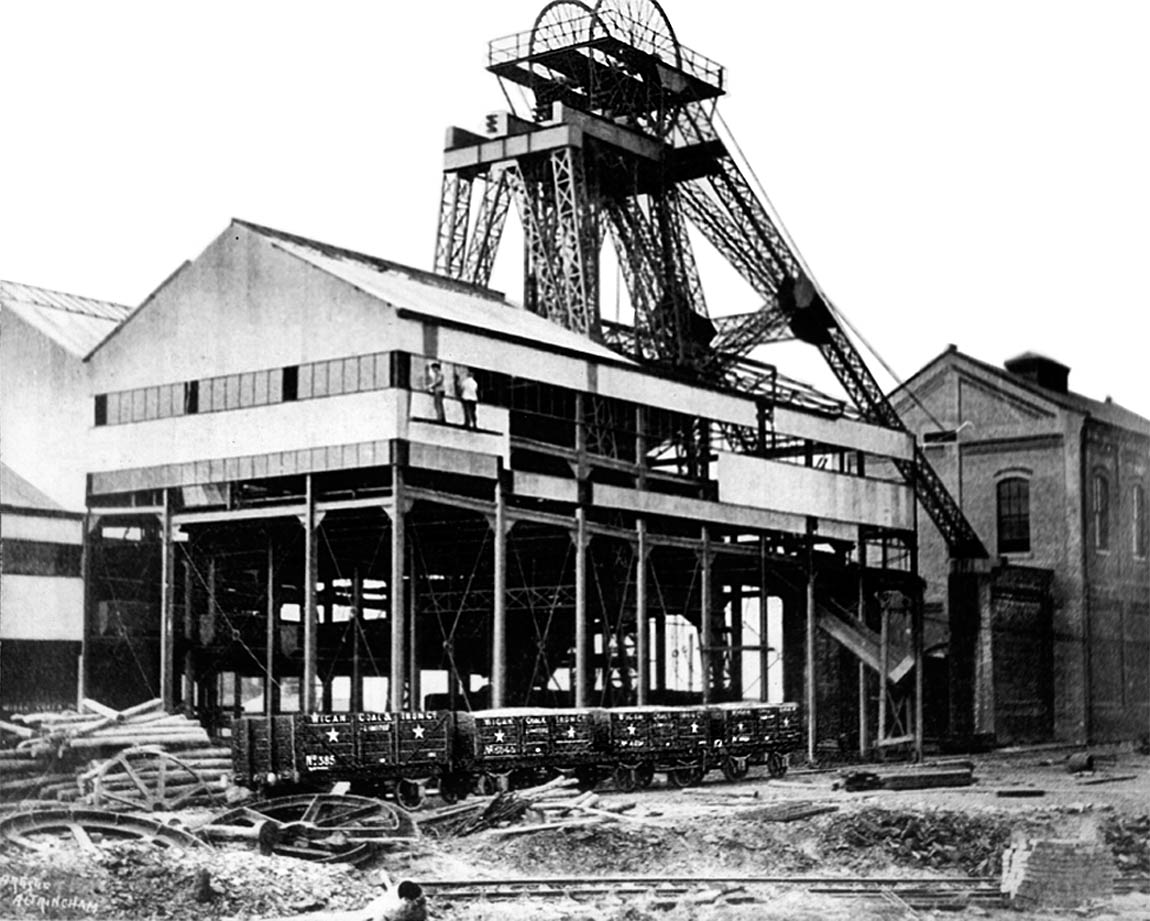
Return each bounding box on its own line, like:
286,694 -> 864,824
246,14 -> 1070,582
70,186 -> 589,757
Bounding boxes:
422,874 -> 1006,910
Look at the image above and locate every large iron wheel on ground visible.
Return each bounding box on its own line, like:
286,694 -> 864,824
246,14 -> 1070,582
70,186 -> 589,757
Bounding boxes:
0,807 -> 204,851
203,793 -> 418,864
83,746 -> 218,811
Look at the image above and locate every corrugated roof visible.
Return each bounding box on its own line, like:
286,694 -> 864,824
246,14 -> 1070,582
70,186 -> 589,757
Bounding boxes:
237,220 -> 635,367
0,462 -> 63,511
0,280 -> 130,357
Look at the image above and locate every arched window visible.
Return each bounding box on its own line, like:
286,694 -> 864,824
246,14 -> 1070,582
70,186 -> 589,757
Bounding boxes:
1092,472 -> 1110,550
1134,484 -> 1147,559
996,477 -> 1030,554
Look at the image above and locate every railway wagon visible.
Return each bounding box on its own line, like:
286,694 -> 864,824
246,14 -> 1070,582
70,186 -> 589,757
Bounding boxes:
231,702 -> 800,806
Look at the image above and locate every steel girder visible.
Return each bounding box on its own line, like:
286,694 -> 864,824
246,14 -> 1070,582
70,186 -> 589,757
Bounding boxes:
433,172 -> 473,278
464,170 -> 514,286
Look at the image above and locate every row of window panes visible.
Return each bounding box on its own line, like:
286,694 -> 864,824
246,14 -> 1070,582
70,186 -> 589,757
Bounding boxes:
96,352 -> 391,426
103,382 -> 189,425
299,354 -> 390,400
198,369 -> 283,414
998,474 -> 1149,559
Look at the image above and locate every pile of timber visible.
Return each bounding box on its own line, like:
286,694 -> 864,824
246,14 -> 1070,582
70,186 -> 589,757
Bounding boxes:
0,698 -> 224,805
418,776 -> 644,839
840,760 -> 976,793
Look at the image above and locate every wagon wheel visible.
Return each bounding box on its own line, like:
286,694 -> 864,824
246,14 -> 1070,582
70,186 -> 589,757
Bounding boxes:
613,763 -> 639,793
766,751 -> 788,778
635,762 -> 655,789
722,755 -> 750,782
575,765 -> 601,791
0,807 -> 204,852
84,746 -> 216,812
395,779 -> 425,811
667,761 -> 704,788
473,773 -> 498,797
205,793 -> 416,864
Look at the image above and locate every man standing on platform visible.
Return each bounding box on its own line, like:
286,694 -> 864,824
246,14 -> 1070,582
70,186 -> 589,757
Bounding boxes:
426,361 -> 446,423
459,369 -> 479,430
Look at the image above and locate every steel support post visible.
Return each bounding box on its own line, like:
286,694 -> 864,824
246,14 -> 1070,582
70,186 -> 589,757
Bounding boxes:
574,506 -> 590,708
759,537 -> 770,702
159,490 -> 175,710
321,559 -> 333,713
857,536 -> 869,756
182,546 -> 195,714
351,568 -> 363,712
911,542 -> 924,763
729,581 -> 743,698
700,526 -> 714,704
491,476 -> 508,709
389,467 -> 407,711
635,518 -> 650,706
407,538 -> 420,711
79,515 -> 96,704
302,475 -> 320,712
265,536 -> 278,717
805,555 -> 817,764
878,605 -> 889,754
206,555 -> 218,714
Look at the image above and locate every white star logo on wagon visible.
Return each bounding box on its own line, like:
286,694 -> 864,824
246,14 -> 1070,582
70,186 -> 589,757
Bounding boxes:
566,727 -> 577,739
494,730 -> 506,743
626,725 -> 637,736
690,722 -> 699,733
412,726 -> 426,739
326,728 -> 339,743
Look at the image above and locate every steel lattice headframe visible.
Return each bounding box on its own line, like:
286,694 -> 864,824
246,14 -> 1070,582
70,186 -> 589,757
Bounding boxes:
433,0 -> 986,560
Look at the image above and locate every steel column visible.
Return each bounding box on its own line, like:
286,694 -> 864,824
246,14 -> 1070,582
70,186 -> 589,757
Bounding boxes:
390,467 -> 407,711
492,477 -> 508,709
182,546 -> 195,714
574,506 -> 590,708
857,537 -> 868,756
265,536 -> 278,718
700,526 -> 713,704
759,537 -> 770,702
806,556 -> 817,764
636,518 -> 649,706
159,490 -> 175,710
302,474 -> 318,712
351,568 -> 363,712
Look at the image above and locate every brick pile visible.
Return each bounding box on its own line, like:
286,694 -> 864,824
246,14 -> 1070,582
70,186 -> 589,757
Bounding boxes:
1001,838 -> 1115,909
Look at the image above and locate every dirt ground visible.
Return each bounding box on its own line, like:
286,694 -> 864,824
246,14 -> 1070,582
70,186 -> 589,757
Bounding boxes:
3,744 -> 1150,920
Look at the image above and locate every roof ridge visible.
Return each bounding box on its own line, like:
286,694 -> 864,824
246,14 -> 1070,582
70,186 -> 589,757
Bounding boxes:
234,218 -> 508,303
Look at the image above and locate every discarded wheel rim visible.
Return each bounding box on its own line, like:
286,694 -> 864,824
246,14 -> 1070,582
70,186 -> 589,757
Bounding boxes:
205,793 -> 417,864
0,807 -> 204,852
84,746 -> 217,812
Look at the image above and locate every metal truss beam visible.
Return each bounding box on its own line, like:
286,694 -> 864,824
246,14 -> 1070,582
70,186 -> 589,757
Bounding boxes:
433,172 -> 473,277
463,169 -> 513,286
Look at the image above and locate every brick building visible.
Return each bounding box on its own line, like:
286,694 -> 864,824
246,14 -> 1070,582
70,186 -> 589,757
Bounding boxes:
894,347 -> 1150,744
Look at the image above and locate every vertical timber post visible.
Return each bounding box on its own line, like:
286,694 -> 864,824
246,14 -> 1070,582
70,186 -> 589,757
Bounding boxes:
911,541 -> 924,762
491,472 -> 507,709
159,490 -> 175,711
700,526 -> 713,704
878,603 -> 889,751
265,535 -> 277,717
302,474 -> 318,712
857,534 -> 869,756
729,581 -> 743,699
636,518 -> 649,706
390,465 -> 407,711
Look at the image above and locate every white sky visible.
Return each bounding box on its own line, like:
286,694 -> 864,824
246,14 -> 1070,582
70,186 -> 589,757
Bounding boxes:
2,1 -> 1147,414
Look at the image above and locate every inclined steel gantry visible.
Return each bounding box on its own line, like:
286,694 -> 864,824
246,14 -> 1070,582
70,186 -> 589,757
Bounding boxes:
433,0 -> 987,562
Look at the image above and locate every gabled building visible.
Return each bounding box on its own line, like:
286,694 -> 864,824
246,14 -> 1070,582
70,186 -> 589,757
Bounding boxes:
0,281 -> 130,710
894,346 -> 1150,744
72,218 -> 924,749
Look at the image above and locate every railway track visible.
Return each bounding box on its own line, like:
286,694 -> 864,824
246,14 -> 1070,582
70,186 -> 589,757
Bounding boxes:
422,874 -> 1006,910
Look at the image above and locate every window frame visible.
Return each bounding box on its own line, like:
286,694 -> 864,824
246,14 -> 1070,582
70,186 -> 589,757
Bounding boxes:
1092,471 -> 1110,551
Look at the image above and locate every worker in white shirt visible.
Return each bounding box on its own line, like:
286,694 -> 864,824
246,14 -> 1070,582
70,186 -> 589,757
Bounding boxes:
458,370 -> 479,430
